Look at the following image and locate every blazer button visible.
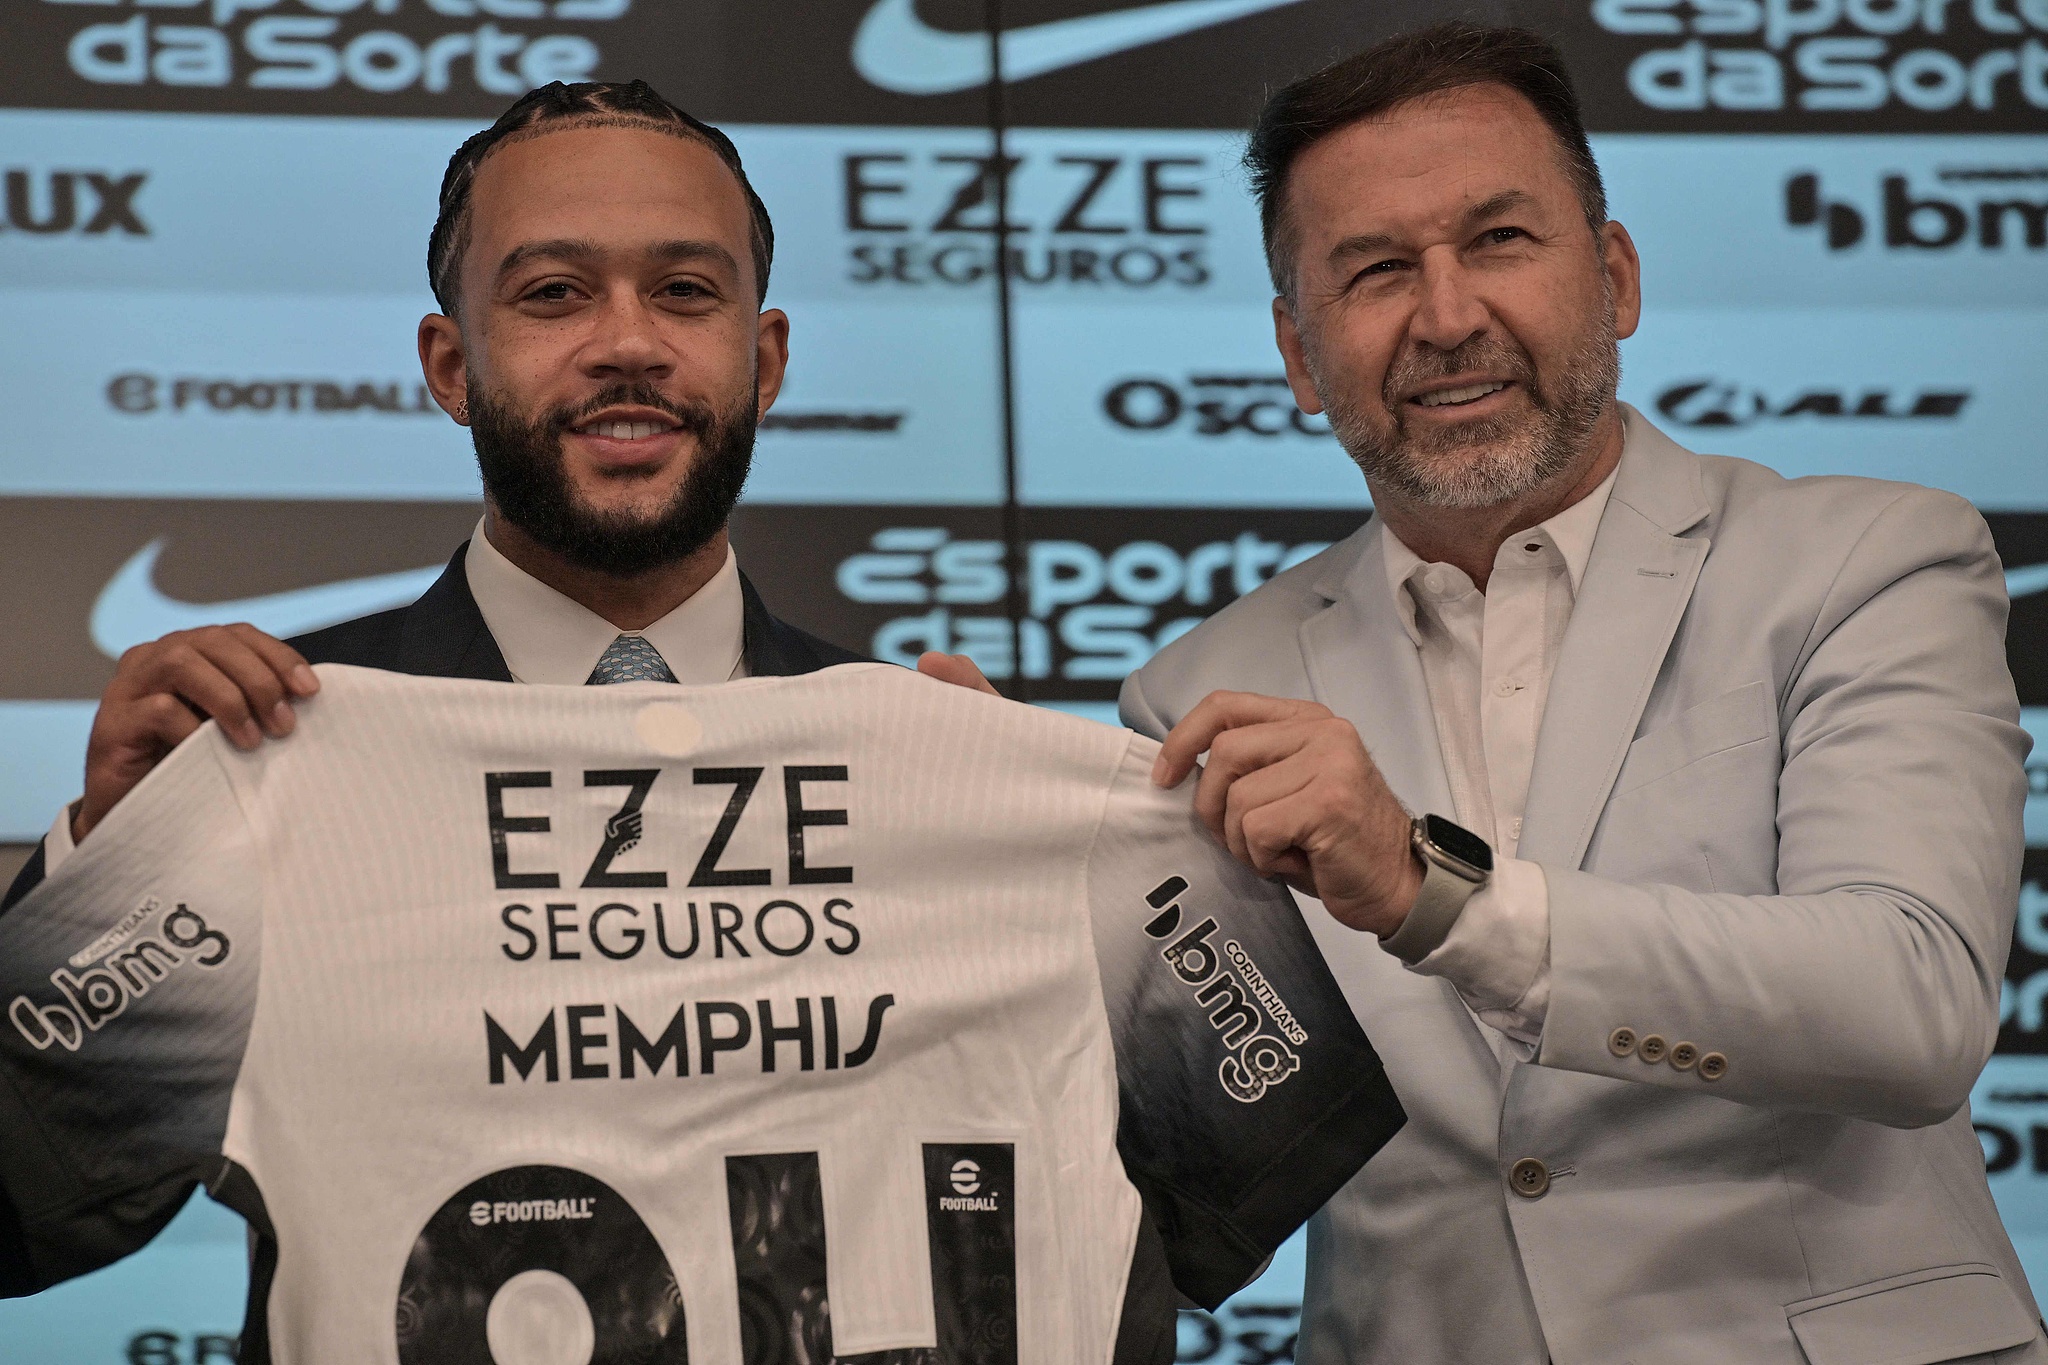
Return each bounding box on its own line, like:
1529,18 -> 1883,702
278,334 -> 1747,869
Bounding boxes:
1698,1051 -> 1728,1081
1637,1033 -> 1669,1064
1669,1041 -> 1699,1071
1509,1157 -> 1550,1199
1607,1027 -> 1638,1057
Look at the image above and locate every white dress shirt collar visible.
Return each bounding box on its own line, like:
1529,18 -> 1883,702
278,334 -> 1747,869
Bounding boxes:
463,518 -> 747,685
1382,460 -> 1621,643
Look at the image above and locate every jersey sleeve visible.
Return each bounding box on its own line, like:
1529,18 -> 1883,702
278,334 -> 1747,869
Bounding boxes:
1085,734 -> 1405,1310
0,728 -> 265,1294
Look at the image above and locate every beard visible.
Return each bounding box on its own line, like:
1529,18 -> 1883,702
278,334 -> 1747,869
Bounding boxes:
468,375 -> 757,577
1312,298 -> 1620,511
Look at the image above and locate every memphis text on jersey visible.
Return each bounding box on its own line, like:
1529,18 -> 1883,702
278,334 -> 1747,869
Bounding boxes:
479,763 -> 889,1086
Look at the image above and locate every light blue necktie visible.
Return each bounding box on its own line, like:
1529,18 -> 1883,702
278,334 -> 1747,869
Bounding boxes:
586,634 -> 677,685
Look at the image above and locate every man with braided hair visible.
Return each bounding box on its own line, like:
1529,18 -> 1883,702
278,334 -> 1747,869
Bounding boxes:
0,82 -> 1244,1362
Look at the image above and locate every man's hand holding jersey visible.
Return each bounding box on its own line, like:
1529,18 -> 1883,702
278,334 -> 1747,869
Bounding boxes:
913,653 -> 1421,939
75,624 -> 319,844
1153,691 -> 1422,939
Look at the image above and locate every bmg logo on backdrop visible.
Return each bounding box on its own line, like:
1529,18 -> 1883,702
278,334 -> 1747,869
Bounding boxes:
1786,168 -> 2048,249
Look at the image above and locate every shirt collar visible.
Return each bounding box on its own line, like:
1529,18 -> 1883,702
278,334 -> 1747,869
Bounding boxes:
463,518 -> 747,685
1380,460 -> 1621,646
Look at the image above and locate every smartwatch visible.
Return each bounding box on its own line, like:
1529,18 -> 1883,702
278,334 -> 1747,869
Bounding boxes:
1382,813 -> 1494,965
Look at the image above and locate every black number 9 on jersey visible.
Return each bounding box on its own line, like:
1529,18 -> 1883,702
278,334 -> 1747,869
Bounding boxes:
397,1145 -> 1018,1364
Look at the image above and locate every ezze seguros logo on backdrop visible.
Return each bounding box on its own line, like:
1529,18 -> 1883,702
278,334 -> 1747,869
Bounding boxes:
841,145 -> 1217,290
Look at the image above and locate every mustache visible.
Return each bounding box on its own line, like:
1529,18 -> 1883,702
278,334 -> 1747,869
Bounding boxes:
1384,337 -> 1536,406
549,383 -> 719,436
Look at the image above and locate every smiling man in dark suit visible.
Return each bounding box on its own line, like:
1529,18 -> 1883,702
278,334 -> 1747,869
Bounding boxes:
0,82 -> 1193,1358
4,80 -> 858,915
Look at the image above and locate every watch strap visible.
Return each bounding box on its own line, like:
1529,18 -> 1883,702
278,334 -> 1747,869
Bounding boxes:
1383,841 -> 1485,967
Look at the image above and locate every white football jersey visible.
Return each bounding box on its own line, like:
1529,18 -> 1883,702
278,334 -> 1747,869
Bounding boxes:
0,664 -> 1400,1364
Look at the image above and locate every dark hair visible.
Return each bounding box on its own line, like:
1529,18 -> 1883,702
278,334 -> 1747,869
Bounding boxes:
427,80 -> 774,314
1246,22 -> 1606,300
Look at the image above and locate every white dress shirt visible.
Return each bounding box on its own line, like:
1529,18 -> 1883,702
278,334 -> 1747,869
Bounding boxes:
1381,464 -> 1619,1047
42,520 -> 749,874
462,518 -> 748,686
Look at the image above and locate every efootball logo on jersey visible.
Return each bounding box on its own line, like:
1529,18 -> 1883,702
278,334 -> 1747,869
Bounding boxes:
8,895 -> 233,1052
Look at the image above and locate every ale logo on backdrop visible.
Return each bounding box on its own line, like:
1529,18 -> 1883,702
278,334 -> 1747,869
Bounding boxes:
1652,379 -> 1971,426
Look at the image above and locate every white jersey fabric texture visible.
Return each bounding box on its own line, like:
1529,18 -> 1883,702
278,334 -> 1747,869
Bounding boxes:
0,663 -> 1401,1365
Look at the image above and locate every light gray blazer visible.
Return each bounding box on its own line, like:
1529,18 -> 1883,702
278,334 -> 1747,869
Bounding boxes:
1121,407 -> 2043,1365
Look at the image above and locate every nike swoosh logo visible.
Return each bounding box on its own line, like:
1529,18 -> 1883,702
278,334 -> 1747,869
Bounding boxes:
853,0 -> 1312,95
2010,564 -> 2048,601
91,539 -> 442,659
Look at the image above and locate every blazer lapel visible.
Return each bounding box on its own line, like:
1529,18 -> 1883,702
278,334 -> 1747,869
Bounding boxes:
740,571 -> 827,678
1517,411 -> 1712,870
392,544 -> 514,682
1297,519 -> 1457,823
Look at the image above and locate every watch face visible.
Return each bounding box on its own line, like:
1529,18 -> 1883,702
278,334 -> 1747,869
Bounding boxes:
1423,814 -> 1494,874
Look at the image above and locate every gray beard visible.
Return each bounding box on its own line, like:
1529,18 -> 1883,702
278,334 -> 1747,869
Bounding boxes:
1312,310 -> 1620,511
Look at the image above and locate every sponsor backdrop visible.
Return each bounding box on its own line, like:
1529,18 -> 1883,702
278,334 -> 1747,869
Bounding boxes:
0,0 -> 2042,1358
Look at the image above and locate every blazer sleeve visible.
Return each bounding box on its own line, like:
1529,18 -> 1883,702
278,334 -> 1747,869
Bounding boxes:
1537,488 -> 2028,1128
0,729 -> 267,1293
1119,668 -> 1173,743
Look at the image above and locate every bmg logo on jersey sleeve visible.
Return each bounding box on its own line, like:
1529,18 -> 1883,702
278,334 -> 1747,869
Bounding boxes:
9,896 -> 233,1052
1141,876 -> 1303,1105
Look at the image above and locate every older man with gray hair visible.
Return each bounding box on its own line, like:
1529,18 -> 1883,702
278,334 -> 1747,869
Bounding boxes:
1122,21 -> 2040,1365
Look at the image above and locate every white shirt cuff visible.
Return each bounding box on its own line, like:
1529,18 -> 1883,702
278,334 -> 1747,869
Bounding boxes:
1406,854 -> 1551,1046
43,799 -> 79,878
